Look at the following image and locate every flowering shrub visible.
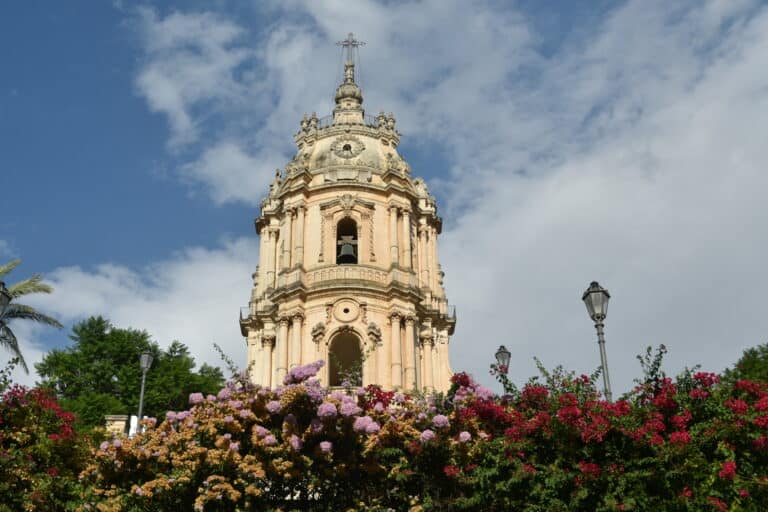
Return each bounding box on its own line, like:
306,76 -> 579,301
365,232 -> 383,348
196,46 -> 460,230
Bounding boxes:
0,383 -> 91,510
77,360 -> 768,511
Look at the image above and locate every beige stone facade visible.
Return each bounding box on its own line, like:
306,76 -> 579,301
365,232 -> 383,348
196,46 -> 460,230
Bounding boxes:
240,57 -> 455,392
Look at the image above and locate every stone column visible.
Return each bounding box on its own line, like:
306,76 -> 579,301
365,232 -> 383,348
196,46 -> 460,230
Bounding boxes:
419,226 -> 429,288
276,318 -> 290,383
389,205 -> 399,266
282,209 -> 293,270
377,334 -> 390,389
249,332 -> 263,384
401,210 -> 411,269
430,226 -> 439,293
290,313 -> 303,369
421,335 -> 435,390
403,317 -> 416,389
293,205 -> 305,267
262,336 -> 274,388
390,313 -> 403,388
266,228 -> 277,289
257,226 -> 268,295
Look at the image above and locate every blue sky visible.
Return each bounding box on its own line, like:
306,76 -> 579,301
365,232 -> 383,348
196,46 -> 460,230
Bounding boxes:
2,0 -> 767,392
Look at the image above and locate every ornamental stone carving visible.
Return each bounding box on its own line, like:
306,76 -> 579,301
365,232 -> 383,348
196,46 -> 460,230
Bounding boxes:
311,322 -> 325,344
331,135 -> 365,159
367,322 -> 382,345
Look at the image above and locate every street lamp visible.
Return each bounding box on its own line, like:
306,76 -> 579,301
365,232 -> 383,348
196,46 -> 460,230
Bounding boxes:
583,281 -> 612,401
495,345 -> 511,374
0,281 -> 11,316
136,351 -> 153,433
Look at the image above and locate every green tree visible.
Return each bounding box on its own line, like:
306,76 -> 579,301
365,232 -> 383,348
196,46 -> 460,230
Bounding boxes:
35,316 -> 225,427
0,259 -> 63,372
723,341 -> 768,383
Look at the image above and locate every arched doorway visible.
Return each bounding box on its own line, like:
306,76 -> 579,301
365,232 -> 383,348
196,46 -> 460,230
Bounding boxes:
328,331 -> 363,386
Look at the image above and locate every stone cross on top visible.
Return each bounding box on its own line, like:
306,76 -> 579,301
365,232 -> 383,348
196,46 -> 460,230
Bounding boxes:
336,32 -> 365,62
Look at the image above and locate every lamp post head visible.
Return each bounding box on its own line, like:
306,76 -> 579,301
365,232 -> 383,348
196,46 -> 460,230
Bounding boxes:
139,352 -> 153,372
582,281 -> 610,323
0,282 -> 10,316
495,345 -> 511,374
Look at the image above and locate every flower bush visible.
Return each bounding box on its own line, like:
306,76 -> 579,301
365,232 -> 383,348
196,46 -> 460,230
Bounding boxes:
78,358 -> 768,511
0,383 -> 91,511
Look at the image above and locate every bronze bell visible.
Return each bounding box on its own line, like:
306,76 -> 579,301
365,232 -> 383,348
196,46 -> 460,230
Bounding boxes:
337,243 -> 357,264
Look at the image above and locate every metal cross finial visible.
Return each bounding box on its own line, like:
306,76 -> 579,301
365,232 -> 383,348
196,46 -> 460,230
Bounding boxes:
336,32 -> 365,61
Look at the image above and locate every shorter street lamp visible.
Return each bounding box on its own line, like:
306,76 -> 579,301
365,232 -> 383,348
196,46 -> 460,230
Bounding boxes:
495,345 -> 511,375
0,282 -> 11,316
583,281 -> 612,401
136,351 -> 153,433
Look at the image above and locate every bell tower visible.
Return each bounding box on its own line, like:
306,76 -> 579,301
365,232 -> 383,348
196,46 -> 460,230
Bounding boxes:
240,34 -> 456,391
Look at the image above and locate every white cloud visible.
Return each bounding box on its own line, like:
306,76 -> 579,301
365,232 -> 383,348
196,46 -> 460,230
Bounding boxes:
15,238 -> 259,385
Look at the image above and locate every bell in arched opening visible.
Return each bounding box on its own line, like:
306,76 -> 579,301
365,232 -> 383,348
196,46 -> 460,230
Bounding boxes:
336,218 -> 358,264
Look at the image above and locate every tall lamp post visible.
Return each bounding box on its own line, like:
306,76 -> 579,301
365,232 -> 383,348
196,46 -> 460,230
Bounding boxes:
583,281 -> 612,401
0,282 -> 11,316
136,351 -> 153,433
495,345 -> 511,375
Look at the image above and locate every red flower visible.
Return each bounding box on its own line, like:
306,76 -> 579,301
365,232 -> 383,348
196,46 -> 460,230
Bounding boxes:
718,460 -> 737,480
46,467 -> 59,477
706,496 -> 728,512
754,414 -> 768,429
578,461 -> 601,478
738,489 -> 749,498
689,389 -> 709,400
443,465 -> 461,478
694,372 -> 720,387
669,430 -> 691,446
725,398 -> 749,415
679,486 -> 693,498
754,396 -> 768,412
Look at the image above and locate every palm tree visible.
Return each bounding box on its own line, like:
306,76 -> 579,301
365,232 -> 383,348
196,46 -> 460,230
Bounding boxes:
0,259 -> 63,372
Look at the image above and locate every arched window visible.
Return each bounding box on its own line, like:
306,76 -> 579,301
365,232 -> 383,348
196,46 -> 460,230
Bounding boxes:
336,217 -> 358,264
328,332 -> 363,386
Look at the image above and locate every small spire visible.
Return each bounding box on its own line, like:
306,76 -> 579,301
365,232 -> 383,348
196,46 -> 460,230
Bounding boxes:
336,33 -> 365,84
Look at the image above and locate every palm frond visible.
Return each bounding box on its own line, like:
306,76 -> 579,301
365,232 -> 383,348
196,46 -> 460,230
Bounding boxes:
0,324 -> 28,372
2,303 -> 63,329
0,259 -> 21,279
8,274 -> 54,298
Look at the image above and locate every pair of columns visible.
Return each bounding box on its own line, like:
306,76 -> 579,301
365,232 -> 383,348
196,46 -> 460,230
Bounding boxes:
389,205 -> 412,268
257,205 -> 306,294
256,314 -> 304,387
378,313 -> 417,389
281,205 -> 306,270
417,225 -> 440,292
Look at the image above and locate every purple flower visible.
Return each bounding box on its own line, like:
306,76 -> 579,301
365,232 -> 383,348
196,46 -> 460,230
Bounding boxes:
432,414 -> 450,429
254,426 -> 269,438
417,412 -> 427,421
310,418 -> 324,433
289,434 -> 303,451
266,401 -> 282,414
99,441 -> 110,451
340,402 -> 362,417
393,393 -> 406,404
317,402 -> 337,418
420,429 -> 435,443
145,417 -> 157,428
165,411 -> 177,421
189,392 -> 204,405
134,486 -> 144,496
353,416 -> 373,432
223,415 -> 234,424
374,401 -> 385,412
206,394 -> 216,402
113,439 -> 123,448
239,409 -> 251,419
475,385 -> 494,401
176,411 -> 190,421
230,442 -> 240,452
365,421 -> 381,434
319,441 -> 333,454
458,431 -> 472,443
217,388 -> 232,400
284,360 -> 325,385
263,434 -> 277,446
228,400 -> 243,409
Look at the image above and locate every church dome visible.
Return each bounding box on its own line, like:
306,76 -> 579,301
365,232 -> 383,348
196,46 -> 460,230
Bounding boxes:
335,81 -> 363,103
